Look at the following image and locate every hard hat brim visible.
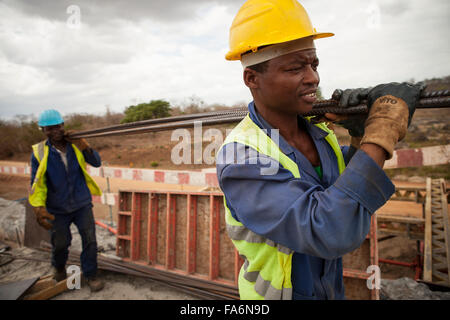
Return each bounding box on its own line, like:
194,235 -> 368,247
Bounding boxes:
225,31 -> 334,61
38,120 -> 64,127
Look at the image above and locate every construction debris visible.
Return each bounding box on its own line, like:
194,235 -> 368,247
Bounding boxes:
38,244 -> 239,300
0,276 -> 39,300
22,276 -> 69,300
0,198 -> 25,244
0,245 -> 198,300
381,277 -> 450,300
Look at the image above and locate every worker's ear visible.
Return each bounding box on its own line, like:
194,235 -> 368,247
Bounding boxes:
243,67 -> 260,90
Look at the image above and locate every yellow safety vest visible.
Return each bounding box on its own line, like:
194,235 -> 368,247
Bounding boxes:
220,114 -> 345,300
28,140 -> 102,208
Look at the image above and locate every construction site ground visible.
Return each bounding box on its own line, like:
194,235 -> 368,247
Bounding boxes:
1,170 -> 448,300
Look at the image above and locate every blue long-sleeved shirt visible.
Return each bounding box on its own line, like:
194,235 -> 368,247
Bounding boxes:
216,102 -> 395,300
30,140 -> 101,214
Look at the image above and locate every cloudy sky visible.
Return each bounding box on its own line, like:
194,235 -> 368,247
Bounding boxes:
0,0 -> 449,120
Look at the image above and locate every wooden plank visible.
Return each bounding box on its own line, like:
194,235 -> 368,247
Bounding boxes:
25,278 -> 57,295
166,193 -> 176,269
186,194 -> 197,274
138,193 -> 149,262
369,216 -> 379,300
131,192 -> 142,261
423,178 -> 433,282
130,192 -> 137,260
439,179 -> 450,286
148,193 -> 158,264
377,215 -> 425,224
209,195 -> 220,280
23,278 -> 69,300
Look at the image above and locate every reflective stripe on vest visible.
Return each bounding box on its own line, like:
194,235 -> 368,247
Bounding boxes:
28,141 -> 102,208
219,114 -> 345,300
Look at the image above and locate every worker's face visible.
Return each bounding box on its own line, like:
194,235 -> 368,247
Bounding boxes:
244,48 -> 320,115
42,123 -> 65,142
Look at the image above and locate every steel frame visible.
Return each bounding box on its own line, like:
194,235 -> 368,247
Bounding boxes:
116,190 -> 242,288
116,189 -> 379,299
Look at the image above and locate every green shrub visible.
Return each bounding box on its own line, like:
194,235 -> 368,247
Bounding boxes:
150,161 -> 159,167
121,100 -> 171,124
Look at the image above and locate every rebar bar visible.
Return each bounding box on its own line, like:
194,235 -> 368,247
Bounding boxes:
31,247 -> 240,300
69,90 -> 450,139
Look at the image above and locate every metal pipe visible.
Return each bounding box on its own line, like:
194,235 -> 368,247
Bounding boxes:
95,220 -> 117,234
379,258 -> 416,268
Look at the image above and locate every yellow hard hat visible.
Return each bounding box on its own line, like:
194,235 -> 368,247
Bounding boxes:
226,0 -> 334,61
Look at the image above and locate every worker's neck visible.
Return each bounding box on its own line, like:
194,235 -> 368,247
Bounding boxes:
254,103 -> 303,139
49,138 -> 67,151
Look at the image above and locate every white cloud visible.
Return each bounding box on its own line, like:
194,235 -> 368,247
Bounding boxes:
0,0 -> 448,119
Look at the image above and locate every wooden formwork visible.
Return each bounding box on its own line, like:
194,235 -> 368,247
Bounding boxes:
116,190 -> 241,288
116,189 -> 378,299
342,215 -> 378,300
377,186 -> 427,240
423,178 -> 450,287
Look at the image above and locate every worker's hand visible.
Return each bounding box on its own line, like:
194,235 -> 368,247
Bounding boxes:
327,87 -> 371,137
316,88 -> 371,149
64,130 -> 90,151
32,206 -> 55,230
361,82 -> 424,159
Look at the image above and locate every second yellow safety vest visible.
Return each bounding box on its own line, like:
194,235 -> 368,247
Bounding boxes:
28,140 -> 102,208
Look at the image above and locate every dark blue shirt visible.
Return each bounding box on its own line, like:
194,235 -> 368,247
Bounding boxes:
216,102 -> 395,300
30,140 -> 101,214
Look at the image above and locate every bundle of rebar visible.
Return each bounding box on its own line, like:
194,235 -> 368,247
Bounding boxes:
69,89 -> 450,139
32,247 -> 239,300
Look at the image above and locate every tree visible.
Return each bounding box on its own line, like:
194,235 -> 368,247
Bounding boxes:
316,87 -> 324,100
121,100 -> 172,124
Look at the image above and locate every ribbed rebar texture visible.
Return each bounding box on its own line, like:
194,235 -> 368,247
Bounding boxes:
69,90 -> 450,139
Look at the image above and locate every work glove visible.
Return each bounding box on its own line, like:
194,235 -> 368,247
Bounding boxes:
325,82 -> 423,153
361,82 -> 424,159
328,88 -> 371,149
32,206 -> 55,230
64,130 -> 90,151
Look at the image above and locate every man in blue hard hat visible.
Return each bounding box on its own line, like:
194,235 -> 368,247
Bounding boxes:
29,109 -> 104,292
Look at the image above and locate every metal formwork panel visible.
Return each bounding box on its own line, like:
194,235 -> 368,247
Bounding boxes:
116,190 -> 241,288
116,189 -> 378,299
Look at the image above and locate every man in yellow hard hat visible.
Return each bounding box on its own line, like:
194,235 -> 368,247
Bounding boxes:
216,0 -> 423,300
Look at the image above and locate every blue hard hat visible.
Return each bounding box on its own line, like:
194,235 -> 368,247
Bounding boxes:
38,109 -> 64,127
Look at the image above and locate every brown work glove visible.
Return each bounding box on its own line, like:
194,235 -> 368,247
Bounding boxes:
64,130 -> 90,151
32,206 -> 55,230
361,82 -> 424,159
319,88 -> 372,150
